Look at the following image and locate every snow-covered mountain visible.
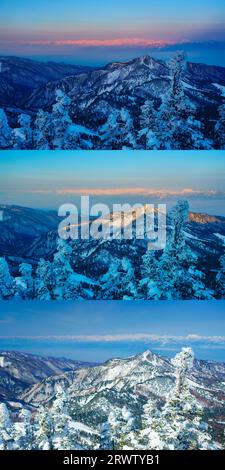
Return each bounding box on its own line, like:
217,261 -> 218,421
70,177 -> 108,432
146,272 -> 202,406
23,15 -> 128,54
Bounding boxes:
0,54 -> 225,146
18,350 -> 225,442
0,349 -> 224,449
0,57 -> 95,118
0,204 -> 224,295
0,351 -> 95,405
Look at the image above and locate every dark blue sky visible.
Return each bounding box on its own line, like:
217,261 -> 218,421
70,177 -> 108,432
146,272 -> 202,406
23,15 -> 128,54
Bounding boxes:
0,301 -> 224,362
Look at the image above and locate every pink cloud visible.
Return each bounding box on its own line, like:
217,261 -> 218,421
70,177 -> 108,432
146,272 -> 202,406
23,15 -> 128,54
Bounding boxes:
28,188 -> 220,197
14,38 -> 174,47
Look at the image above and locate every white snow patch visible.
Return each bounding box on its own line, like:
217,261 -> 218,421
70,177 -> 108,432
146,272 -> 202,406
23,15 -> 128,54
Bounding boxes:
214,233 -> 225,245
212,83 -> 225,97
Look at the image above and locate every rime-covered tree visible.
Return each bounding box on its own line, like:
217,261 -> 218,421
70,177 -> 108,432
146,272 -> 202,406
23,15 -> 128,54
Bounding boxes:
99,421 -> 113,450
138,100 -> 160,149
117,108 -> 136,149
216,253 -> 225,298
33,109 -> 53,149
139,250 -> 160,299
101,257 -> 137,299
214,104 -> 225,149
34,405 -> 54,450
139,201 -> 211,299
0,403 -> 14,450
139,348 -> 219,450
0,257 -> 14,299
15,262 -> 34,299
120,257 -> 138,299
12,113 -> 33,149
51,89 -> 73,149
35,258 -> 53,300
158,201 -> 211,299
13,409 -> 33,450
51,239 -> 74,299
158,52 -> 210,149
0,109 -> 12,149
64,124 -> 94,150
99,108 -> 122,149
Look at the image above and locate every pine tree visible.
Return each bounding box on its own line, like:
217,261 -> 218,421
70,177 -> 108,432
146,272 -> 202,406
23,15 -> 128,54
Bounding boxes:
214,104 -> 225,149
99,108 -> 121,149
158,52 -> 210,149
15,262 -> 34,299
120,257 -> 138,299
13,409 -> 33,450
139,349 -> 219,450
138,100 -> 160,149
0,403 -> 14,450
158,201 -> 211,299
0,109 -> 12,149
51,89 -> 73,149
34,405 -> 54,450
33,109 -> 53,149
12,113 -> 33,149
139,250 -> 160,299
0,257 -> 14,299
35,258 -> 52,300
51,239 -> 74,299
216,253 -> 225,298
101,257 -> 137,299
118,108 -> 136,149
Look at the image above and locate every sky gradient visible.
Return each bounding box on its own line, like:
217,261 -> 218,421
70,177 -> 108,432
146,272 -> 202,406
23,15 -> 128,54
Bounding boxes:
1,1 -> 225,65
0,301 -> 225,362
0,151 -> 225,215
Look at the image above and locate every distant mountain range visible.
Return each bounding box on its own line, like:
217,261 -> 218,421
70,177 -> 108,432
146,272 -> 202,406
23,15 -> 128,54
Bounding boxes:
0,56 -> 95,112
0,350 -> 95,405
0,349 -> 224,444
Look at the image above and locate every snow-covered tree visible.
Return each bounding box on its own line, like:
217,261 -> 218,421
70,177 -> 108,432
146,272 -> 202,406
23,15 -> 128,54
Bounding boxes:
0,109 -> 12,149
101,257 -> 137,299
215,104 -> 225,149
159,201 -> 211,299
0,257 -> 14,299
138,100 -> 160,149
120,257 -> 138,299
139,250 -> 161,299
33,109 -> 53,149
35,258 -> 52,300
12,113 -> 33,149
50,387 -> 76,450
13,409 -> 33,450
0,403 -> 14,450
64,124 -> 94,150
216,253 -> 225,298
99,108 -> 121,149
139,348 -> 219,450
34,405 -> 54,450
51,239 -> 74,299
15,262 -> 34,299
158,52 -> 210,149
117,108 -> 136,149
51,89 -> 73,149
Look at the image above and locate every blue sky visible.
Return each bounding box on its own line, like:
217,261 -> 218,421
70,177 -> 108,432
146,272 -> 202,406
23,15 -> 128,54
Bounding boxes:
1,1 -> 225,65
0,301 -> 225,362
0,151 -> 225,215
